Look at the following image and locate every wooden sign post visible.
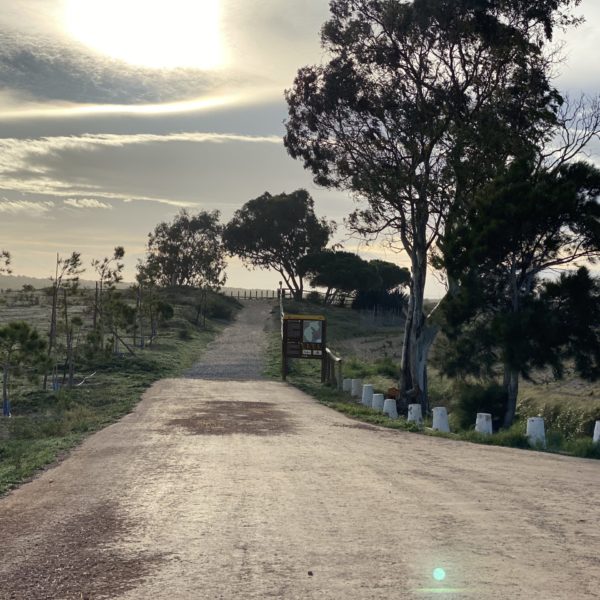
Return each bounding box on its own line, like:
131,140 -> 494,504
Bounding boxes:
281,313 -> 327,382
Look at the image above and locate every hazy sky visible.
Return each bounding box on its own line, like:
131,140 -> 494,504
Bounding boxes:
0,0 -> 599,296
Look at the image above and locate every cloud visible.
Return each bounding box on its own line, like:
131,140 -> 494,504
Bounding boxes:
63,198 -> 112,210
0,131 -> 282,206
0,199 -> 55,215
0,30 -> 227,106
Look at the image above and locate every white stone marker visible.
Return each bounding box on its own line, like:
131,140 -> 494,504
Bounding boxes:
372,393 -> 385,412
407,404 -> 423,426
594,421 -> 600,445
383,399 -> 398,419
361,384 -> 374,407
432,407 -> 450,433
475,413 -> 493,435
342,378 -> 352,393
351,379 -> 363,398
527,417 -> 546,448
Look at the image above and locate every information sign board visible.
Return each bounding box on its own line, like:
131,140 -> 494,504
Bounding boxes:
281,313 -> 327,381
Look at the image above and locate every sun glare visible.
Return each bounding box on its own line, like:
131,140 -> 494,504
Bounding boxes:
63,0 -> 225,70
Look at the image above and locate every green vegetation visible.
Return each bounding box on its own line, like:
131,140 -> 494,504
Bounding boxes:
269,300 -> 600,460
285,0 -> 600,421
0,289 -> 240,495
224,189 -> 334,300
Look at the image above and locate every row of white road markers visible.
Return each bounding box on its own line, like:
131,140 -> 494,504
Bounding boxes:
341,378 -> 600,449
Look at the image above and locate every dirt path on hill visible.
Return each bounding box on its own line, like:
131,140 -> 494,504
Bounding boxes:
185,301 -> 272,380
0,302 -> 598,599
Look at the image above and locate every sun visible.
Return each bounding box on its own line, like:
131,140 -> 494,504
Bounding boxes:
63,0 -> 225,70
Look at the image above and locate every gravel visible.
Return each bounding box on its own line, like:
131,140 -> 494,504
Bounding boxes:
184,301 -> 273,380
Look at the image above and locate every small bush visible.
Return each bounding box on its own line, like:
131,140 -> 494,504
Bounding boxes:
452,382 -> 507,431
374,357 -> 398,378
178,328 -> 192,341
204,299 -> 234,321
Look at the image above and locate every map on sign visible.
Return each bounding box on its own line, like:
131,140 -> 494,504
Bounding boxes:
282,314 -> 326,363
303,320 -> 323,343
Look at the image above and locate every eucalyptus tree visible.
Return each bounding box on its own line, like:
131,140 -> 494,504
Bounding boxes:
146,210 -> 226,289
285,0 -> 584,410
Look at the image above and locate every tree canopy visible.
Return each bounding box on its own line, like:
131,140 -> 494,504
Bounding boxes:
145,210 -> 227,289
299,251 -> 410,305
285,0 -> 587,410
437,158 -> 600,426
223,190 -> 334,299
299,250 -> 379,303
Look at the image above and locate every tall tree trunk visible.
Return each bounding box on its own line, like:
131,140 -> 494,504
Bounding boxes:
399,286 -> 414,402
502,267 -> 522,428
402,247 -> 439,415
502,366 -> 519,429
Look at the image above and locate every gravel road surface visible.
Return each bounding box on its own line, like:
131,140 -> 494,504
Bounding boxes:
185,302 -> 271,380
0,302 -> 598,599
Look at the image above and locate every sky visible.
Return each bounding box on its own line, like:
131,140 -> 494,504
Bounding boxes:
0,0 -> 599,297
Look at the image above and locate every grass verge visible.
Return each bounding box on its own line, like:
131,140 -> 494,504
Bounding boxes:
265,330 -> 600,459
0,295 -> 239,495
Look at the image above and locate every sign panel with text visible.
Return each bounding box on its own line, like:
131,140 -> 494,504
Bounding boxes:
281,313 -> 327,383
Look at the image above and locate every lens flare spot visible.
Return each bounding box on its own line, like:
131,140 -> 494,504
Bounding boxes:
433,568 -> 447,582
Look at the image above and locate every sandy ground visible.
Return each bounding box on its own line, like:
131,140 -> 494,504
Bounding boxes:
0,303 -> 599,599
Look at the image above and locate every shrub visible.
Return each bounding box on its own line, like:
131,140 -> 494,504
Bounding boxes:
204,298 -> 234,321
178,328 -> 192,341
374,357 -> 398,378
518,396 -> 600,440
452,382 -> 507,431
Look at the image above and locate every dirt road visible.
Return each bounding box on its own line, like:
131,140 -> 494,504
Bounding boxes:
0,302 -> 598,599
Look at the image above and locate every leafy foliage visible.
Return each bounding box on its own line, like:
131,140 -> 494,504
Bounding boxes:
438,158 -> 600,426
284,0 -> 580,408
298,250 -> 378,303
0,250 -> 11,275
223,190 -> 334,298
451,382 -> 508,431
145,210 -> 227,289
0,322 -> 46,416
352,259 -> 410,312
299,251 -> 410,308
